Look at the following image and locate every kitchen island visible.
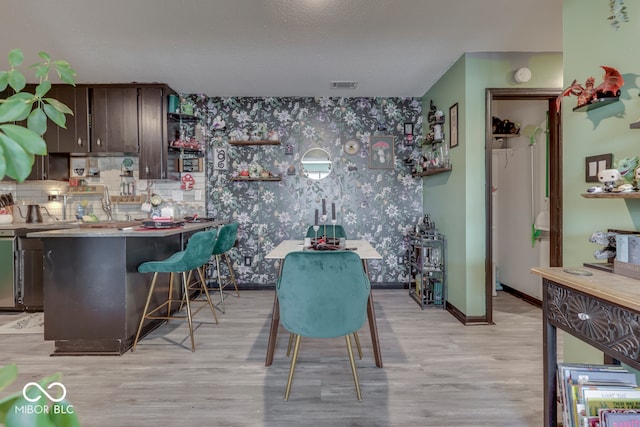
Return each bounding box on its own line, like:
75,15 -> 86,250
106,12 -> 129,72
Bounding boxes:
29,221 -> 227,355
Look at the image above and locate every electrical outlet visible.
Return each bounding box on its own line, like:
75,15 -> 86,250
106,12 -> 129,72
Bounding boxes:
244,256 -> 252,267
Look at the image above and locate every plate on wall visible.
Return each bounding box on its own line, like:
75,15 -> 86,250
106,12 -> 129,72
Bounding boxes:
343,139 -> 360,155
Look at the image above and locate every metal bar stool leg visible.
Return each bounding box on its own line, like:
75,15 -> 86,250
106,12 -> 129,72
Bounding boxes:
181,272 -> 195,352
223,253 -> 240,298
132,272 -> 160,352
196,264 -> 219,324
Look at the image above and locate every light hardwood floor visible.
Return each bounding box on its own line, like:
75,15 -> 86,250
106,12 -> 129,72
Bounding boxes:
0,290 -> 548,426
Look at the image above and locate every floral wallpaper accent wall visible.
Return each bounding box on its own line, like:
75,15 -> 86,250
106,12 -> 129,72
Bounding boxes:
186,95 -> 423,286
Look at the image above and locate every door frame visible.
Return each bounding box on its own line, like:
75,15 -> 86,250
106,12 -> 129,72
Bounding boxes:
484,88 -> 562,323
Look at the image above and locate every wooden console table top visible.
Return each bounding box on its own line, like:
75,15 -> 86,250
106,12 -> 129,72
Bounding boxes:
531,266 -> 640,312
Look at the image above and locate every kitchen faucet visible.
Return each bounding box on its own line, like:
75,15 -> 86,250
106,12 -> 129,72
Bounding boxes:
101,186 -> 113,221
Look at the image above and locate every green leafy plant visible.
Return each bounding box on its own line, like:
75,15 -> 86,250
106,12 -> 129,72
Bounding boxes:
0,363 -> 79,426
0,49 -> 76,182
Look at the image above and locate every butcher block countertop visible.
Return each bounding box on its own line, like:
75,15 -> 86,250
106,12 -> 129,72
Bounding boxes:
28,219 -> 227,238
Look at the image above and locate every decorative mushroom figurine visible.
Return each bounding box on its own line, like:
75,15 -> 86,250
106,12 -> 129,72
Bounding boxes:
372,140 -> 390,163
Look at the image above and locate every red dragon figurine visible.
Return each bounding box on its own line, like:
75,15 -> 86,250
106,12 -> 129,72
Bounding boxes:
555,66 -> 624,112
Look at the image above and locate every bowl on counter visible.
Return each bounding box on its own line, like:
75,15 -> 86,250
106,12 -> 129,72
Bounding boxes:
0,214 -> 13,224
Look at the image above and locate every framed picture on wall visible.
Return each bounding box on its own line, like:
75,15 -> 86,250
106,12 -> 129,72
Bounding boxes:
449,103 -> 459,149
585,153 -> 613,182
369,135 -> 395,170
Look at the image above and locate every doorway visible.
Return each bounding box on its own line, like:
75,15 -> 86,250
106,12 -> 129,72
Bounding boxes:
484,88 -> 562,324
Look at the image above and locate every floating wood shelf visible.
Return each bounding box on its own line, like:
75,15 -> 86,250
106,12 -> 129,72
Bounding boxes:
412,166 -> 452,177
230,175 -> 282,181
229,140 -> 281,146
168,113 -> 199,122
581,192 -> 640,199
67,185 -> 105,195
492,133 -> 520,138
572,96 -> 619,112
630,121 -> 640,129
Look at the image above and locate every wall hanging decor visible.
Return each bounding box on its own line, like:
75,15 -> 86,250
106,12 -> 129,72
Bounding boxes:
449,103 -> 459,149
368,135 -> 395,170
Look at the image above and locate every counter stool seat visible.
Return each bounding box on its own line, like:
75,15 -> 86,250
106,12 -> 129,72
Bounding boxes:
133,229 -> 219,352
209,222 -> 240,313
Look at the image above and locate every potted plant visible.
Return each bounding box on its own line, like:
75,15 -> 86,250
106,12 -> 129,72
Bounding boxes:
0,363 -> 80,426
0,48 -> 76,182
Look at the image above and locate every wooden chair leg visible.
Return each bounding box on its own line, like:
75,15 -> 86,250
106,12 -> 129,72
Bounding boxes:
345,335 -> 362,401
284,334 -> 302,401
132,272 -> 159,352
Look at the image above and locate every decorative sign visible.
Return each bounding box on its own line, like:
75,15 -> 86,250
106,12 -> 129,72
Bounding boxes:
213,147 -> 228,171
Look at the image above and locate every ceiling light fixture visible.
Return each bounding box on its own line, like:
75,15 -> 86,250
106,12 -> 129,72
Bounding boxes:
330,81 -> 358,89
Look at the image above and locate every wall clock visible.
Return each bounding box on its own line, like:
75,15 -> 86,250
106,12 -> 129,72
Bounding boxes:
343,139 -> 360,155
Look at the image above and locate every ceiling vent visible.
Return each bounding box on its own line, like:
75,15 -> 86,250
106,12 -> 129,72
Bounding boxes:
330,81 -> 358,90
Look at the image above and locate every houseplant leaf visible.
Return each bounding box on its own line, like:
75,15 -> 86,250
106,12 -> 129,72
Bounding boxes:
27,108 -> 48,136
0,363 -> 17,392
0,124 -> 48,155
0,132 -> 34,182
0,95 -> 33,123
49,400 -> 80,427
8,49 -> 24,67
43,98 -> 73,115
43,103 -> 67,128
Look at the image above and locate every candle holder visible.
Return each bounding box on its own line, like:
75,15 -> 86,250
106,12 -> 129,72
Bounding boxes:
320,215 -> 328,238
331,218 -> 337,241
313,225 -> 320,243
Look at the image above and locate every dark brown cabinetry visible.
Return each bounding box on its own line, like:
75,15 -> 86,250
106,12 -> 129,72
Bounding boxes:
138,85 -> 171,180
90,87 -> 139,153
44,85 -> 90,153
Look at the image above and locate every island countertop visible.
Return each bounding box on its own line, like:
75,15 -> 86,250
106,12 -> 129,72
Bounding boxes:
27,220 -> 227,238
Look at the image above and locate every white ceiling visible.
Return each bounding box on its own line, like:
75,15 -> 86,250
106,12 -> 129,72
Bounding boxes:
5,0 -> 562,98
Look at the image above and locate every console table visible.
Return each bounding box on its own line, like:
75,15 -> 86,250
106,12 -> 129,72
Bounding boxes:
531,266 -> 640,427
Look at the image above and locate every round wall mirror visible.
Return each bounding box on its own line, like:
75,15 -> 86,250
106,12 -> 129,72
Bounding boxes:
301,148 -> 332,180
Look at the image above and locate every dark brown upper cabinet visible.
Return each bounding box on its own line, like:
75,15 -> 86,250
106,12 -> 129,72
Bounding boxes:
44,85 -> 90,153
138,85 -> 171,180
90,86 -> 139,153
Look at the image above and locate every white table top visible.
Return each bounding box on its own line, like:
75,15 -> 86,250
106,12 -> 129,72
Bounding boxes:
265,239 -> 382,260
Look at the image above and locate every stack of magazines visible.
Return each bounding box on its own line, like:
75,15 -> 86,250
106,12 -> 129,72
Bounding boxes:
557,363 -> 640,426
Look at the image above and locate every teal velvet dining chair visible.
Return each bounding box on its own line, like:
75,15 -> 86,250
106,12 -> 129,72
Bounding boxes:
276,250 -> 371,401
305,224 -> 347,239
133,229 -> 219,352
208,222 -> 240,313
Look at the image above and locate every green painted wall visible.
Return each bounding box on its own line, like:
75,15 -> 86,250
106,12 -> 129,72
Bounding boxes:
562,0 -> 640,362
422,52 -> 562,317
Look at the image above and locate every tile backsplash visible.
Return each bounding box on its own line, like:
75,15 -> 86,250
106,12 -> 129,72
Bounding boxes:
4,156 -> 205,222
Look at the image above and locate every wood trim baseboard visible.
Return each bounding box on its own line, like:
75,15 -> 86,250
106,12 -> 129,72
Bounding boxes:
499,284 -> 542,308
446,300 -> 493,325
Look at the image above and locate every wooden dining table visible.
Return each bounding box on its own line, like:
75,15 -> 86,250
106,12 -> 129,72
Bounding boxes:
264,239 -> 384,368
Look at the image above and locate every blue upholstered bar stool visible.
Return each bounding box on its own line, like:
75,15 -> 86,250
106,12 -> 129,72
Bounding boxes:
208,222 -> 240,313
277,250 -> 371,401
132,229 -> 219,352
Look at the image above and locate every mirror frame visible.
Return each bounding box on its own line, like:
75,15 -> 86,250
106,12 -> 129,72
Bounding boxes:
301,148 -> 332,180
